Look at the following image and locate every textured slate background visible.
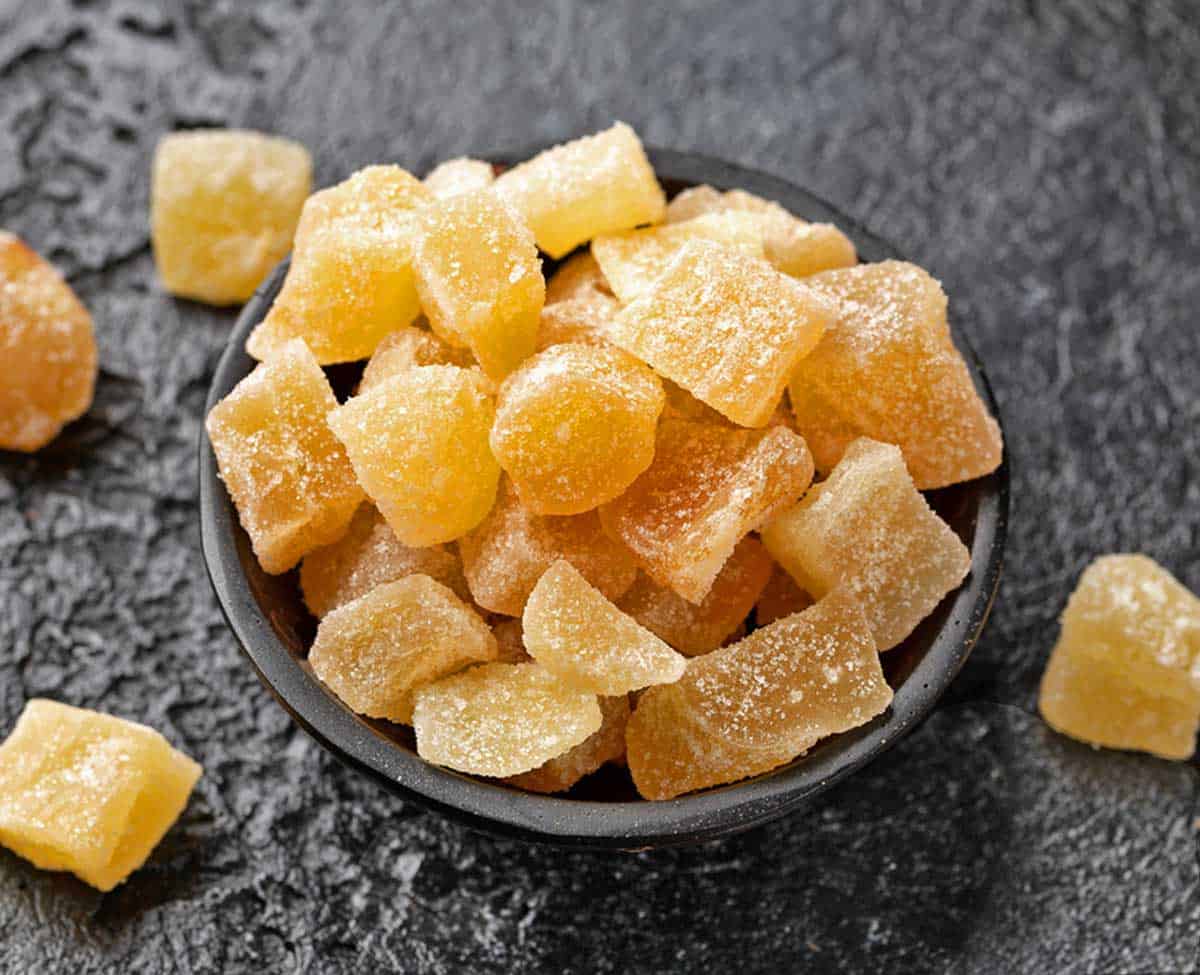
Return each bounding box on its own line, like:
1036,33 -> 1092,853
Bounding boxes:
1,0 -> 1198,971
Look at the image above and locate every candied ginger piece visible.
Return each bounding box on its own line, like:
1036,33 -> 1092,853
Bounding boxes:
206,338 -> 363,574
755,565 -> 814,626
494,123 -> 666,259
505,695 -> 630,793
423,157 -> 495,199
523,560 -> 686,694
328,365 -> 499,547
492,619 -> 533,664
310,575 -> 497,721
1038,555 -> 1200,759
626,588 -> 891,800
608,239 -> 832,427
0,699 -> 201,891
545,251 -> 613,304
151,129 -> 311,305
358,325 -> 474,393
762,438 -> 969,651
665,184 -> 724,223
413,662 -> 602,776
460,478 -> 637,616
412,189 -> 544,380
292,164 -> 430,254
618,537 -> 774,656
490,343 -> 664,515
600,417 -> 814,603
791,260 -> 1003,489
535,291 -> 621,351
0,232 -> 97,452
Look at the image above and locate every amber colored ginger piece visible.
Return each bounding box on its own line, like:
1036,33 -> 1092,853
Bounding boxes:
1038,555 -> 1200,759
494,122 -> 666,259
491,619 -> 533,664
535,291 -> 621,351
608,239 -> 833,427
413,662 -> 602,777
206,338 -> 363,574
762,438 -> 970,651
600,416 -> 814,604
505,695 -> 630,793
358,325 -> 474,393
327,365 -> 500,547
545,251 -> 613,304
626,587 -> 892,800
423,157 -> 495,198
490,343 -> 665,515
790,260 -> 1003,489
0,699 -> 201,891
755,565 -> 814,626
0,232 -> 97,452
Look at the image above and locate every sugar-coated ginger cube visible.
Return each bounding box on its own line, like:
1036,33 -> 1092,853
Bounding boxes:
491,619 -> 533,664
626,587 -> 892,799
545,251 -> 613,304
292,164 -> 430,255
0,232 -> 97,452
790,261 -> 1003,489
490,343 -> 665,515
358,325 -> 474,393
0,699 -> 201,891
423,157 -> 496,199
328,365 -> 500,547
494,123 -> 666,259
1038,555 -> 1200,759
523,560 -> 686,694
762,438 -> 970,651
459,478 -> 637,617
413,662 -> 602,776
755,565 -> 813,627
309,575 -> 497,722
600,417 -> 814,603
535,291 -> 621,351
206,339 -> 363,574
608,239 -> 833,427
151,129 -> 311,305
412,189 -> 544,380
505,695 -> 630,793
664,185 -> 723,223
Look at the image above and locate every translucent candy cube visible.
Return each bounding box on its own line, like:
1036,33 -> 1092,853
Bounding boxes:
327,365 -> 500,547
761,438 -> 970,651
1038,555 -> 1200,759
413,662 -> 602,776
309,575 -> 497,721
790,260 -> 1003,489
608,238 -> 833,427
505,695 -> 630,793
151,129 -> 311,305
755,565 -> 813,627
412,189 -> 544,380
206,339 -> 363,574
522,560 -> 686,694
459,478 -> 638,617
423,157 -> 495,199
0,232 -> 97,452
626,588 -> 892,800
545,251 -> 613,304
358,325 -> 474,394
490,343 -> 665,515
292,164 -> 430,254
493,122 -> 666,259
535,291 -> 621,351
600,417 -> 814,603
0,699 -> 201,891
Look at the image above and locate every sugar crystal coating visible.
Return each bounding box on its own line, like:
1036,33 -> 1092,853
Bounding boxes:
535,290 -> 621,351
358,325 -> 474,394
423,157 -> 495,199
755,565 -> 814,626
292,164 -> 430,254
505,695 -> 630,793
545,251 -> 613,304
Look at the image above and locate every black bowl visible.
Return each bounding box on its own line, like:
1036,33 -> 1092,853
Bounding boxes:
199,146 -> 1009,850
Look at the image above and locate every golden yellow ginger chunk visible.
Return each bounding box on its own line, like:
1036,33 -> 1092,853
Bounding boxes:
206,339 -> 363,574
492,619 -> 533,664
310,575 -> 497,722
762,438 -> 970,651
300,504 -> 469,618
151,129 -> 311,305
413,662 -> 602,776
523,560 -> 686,694
0,699 -> 201,891
545,251 -> 613,304
626,588 -> 892,800
505,695 -> 630,793
490,343 -> 665,515
600,417 -> 814,603
0,232 -> 97,452
1038,555 -> 1200,759
460,478 -> 637,617
534,291 -> 621,351
663,184 -> 723,223
791,261 -> 1003,489
494,122 -> 666,259
328,365 -> 499,547
423,157 -> 495,198
608,239 -> 833,427
291,164 -> 429,254
755,565 -> 814,627
358,325 -> 474,394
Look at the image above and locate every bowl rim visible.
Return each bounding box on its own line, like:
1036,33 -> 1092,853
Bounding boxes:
198,144 -> 1010,850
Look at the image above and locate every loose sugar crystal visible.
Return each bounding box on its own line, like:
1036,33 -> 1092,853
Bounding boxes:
626,588 -> 892,800
491,619 -> 533,664
0,232 -> 97,452
358,325 -> 474,393
790,260 -> 1003,489
413,662 -> 602,777
494,122 -> 666,258
490,343 -> 665,514
761,438 -> 970,651
206,339 -> 363,574
505,695 -> 630,793
327,365 -> 499,547
423,157 -> 495,199
545,251 -> 613,304
608,238 -> 833,427
535,291 -> 621,351
755,565 -> 814,626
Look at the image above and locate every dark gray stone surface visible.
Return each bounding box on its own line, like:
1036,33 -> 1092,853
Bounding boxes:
0,0 -> 1197,971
